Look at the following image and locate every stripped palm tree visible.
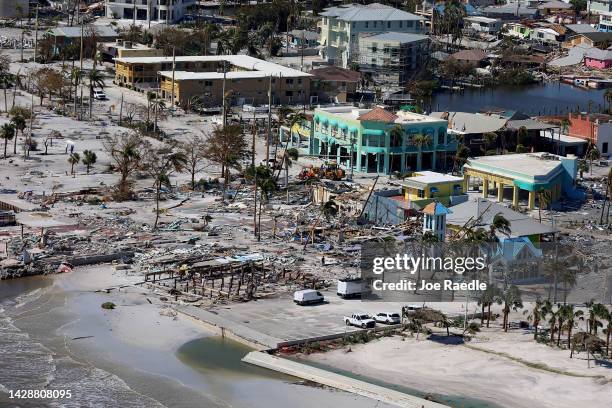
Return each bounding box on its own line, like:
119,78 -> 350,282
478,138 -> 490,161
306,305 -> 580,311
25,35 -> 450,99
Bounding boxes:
88,68 -> 105,118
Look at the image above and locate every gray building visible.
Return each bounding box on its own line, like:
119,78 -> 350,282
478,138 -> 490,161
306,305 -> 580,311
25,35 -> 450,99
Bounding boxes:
358,32 -> 429,86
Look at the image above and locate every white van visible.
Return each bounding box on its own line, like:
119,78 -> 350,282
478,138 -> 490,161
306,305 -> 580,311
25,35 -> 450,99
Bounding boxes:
337,278 -> 363,299
293,289 -> 324,306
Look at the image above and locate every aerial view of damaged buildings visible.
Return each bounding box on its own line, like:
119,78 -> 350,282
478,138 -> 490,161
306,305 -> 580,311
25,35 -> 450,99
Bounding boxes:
0,1 -> 611,407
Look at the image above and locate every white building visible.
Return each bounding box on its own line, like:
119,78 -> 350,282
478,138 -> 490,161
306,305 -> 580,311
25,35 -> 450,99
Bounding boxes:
422,201 -> 451,242
105,0 -> 196,24
318,3 -> 424,68
464,16 -> 503,34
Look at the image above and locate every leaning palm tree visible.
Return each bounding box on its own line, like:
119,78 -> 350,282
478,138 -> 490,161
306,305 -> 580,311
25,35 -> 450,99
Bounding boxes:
489,213 -> 511,241
150,96 -> 166,133
88,68 -> 105,118
585,144 -> 600,176
68,152 -> 80,176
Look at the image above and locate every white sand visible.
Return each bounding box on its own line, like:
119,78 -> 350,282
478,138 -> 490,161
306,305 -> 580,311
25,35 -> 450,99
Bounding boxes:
304,331 -> 612,408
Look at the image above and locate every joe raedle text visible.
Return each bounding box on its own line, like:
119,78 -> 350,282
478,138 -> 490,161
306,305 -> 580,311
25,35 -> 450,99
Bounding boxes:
371,254 -> 488,293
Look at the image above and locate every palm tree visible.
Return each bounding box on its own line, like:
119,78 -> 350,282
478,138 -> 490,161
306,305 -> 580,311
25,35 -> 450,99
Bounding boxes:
578,160 -> 589,179
281,147 -> 299,204
501,285 -> 523,332
0,73 -> 13,114
559,118 -> 570,154
88,68 -> 105,118
389,124 -> 404,172
321,199 -> 339,222
604,88 -> 612,113
68,152 -> 80,176
585,144 -> 600,176
489,213 -> 511,241
483,132 -> 497,155
537,188 -> 552,223
1,122 -> 15,158
10,114 -> 25,155
561,304 -> 584,348
478,286 -> 502,328
411,134 -> 432,169
527,300 -> 544,340
542,300 -> 558,344
603,309 -> 612,358
82,150 -> 97,174
586,301 -> 607,335
151,96 -> 166,133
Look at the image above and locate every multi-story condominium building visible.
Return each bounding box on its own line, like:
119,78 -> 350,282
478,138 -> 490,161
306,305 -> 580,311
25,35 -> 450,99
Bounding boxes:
114,55 -> 311,107
590,0 -> 612,14
293,105 -> 456,174
318,3 -> 424,68
106,0 -> 196,24
599,12 -> 612,32
357,32 -> 429,86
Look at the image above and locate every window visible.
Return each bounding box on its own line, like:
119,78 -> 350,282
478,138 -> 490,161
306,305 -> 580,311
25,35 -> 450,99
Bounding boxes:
373,21 -> 377,28
399,21 -> 403,28
603,142 -> 609,154
204,81 -> 213,86
285,91 -> 293,96
387,21 -> 391,29
286,78 -> 294,84
365,21 -> 369,28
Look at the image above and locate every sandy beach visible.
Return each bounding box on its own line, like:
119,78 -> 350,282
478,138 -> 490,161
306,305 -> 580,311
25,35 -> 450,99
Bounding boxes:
1,265 -> 399,408
303,329 -> 612,408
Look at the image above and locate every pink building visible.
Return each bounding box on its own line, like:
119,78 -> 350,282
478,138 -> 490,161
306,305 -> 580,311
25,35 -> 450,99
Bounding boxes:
584,48 -> 612,69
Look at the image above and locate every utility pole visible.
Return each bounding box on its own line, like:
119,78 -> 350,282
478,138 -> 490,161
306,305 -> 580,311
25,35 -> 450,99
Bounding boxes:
119,93 -> 124,125
78,13 -> 84,120
148,0 -> 152,30
133,1 -> 137,27
251,109 -> 256,168
266,75 -> 272,167
253,170 -> 258,237
349,132 -> 354,180
33,5 -> 39,63
171,46 -> 176,109
222,60 -> 227,126
300,31 -> 305,72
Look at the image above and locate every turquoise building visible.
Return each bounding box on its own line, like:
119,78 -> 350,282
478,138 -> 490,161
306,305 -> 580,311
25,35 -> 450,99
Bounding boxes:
291,106 -> 456,175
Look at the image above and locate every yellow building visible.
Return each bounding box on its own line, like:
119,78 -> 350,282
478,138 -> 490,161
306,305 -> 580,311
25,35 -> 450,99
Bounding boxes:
113,55 -> 312,107
401,171 -> 466,208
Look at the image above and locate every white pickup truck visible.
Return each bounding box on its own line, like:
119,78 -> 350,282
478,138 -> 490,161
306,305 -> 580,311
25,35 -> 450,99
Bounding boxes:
343,313 -> 376,328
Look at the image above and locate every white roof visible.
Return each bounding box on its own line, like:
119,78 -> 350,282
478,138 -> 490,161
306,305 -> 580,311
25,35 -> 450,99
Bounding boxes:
465,16 -> 500,24
403,171 -> 463,185
114,55 -> 312,78
320,3 -> 423,22
465,153 -> 564,178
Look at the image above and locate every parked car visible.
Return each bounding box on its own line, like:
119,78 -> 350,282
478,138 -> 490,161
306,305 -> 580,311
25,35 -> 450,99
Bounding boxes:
337,278 -> 364,299
343,313 -> 376,328
92,90 -> 107,100
374,312 -> 401,325
402,304 -> 423,315
293,289 -> 324,306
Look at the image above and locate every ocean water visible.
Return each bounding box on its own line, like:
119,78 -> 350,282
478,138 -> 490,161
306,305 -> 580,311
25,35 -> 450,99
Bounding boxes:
0,279 -> 165,408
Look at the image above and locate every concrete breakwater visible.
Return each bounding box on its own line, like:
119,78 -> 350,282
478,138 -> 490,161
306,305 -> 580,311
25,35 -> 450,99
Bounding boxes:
242,351 -> 449,408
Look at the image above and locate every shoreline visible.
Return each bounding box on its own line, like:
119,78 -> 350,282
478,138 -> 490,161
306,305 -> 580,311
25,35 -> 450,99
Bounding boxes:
300,333 -> 612,408
0,266 -> 402,408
